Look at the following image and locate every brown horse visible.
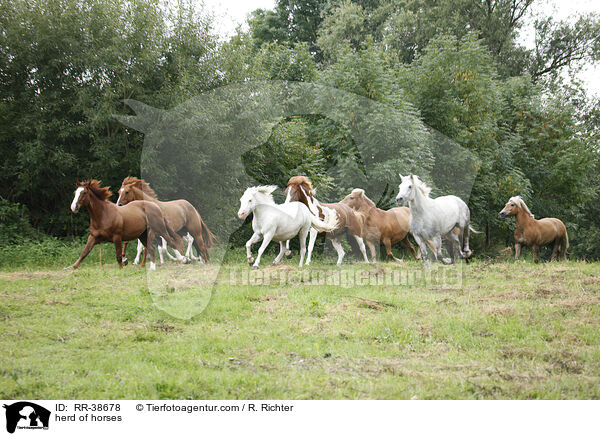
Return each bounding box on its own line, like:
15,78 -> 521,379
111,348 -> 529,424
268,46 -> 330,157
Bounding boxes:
284,176 -> 369,265
499,196 -> 568,262
67,180 -> 186,270
341,188 -> 419,262
117,177 -> 215,264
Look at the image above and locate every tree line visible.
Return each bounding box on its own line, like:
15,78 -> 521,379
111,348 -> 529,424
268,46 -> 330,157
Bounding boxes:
1,0 -> 599,259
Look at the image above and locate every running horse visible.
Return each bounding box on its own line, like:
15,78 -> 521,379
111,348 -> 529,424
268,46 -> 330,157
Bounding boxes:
499,196 -> 568,262
284,176 -> 369,265
67,180 -> 187,270
341,188 -> 420,262
117,177 -> 215,265
396,174 -> 475,267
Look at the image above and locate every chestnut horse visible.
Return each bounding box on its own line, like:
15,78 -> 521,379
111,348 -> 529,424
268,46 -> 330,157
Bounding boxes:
499,196 -> 568,262
67,180 -> 186,270
117,177 -> 215,265
341,188 -> 419,262
284,176 -> 369,265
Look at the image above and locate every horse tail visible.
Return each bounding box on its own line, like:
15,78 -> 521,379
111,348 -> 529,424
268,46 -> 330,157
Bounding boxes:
199,214 -> 217,248
560,225 -> 569,260
309,209 -> 338,233
469,225 -> 482,234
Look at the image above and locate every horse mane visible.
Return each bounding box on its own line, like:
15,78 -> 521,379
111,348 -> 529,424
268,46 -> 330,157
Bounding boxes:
351,188 -> 376,208
78,179 -> 112,200
510,196 -> 535,218
244,186 -> 277,204
411,175 -> 432,197
287,176 -> 316,196
122,176 -> 157,199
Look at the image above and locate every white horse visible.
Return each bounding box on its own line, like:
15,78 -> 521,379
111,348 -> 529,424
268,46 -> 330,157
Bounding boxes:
396,174 -> 473,267
237,186 -> 338,269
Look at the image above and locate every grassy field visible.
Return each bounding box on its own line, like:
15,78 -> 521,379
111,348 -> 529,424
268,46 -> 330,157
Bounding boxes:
1,245 -> 599,399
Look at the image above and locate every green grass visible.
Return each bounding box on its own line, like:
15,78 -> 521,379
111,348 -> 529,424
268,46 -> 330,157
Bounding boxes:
1,246 -> 599,399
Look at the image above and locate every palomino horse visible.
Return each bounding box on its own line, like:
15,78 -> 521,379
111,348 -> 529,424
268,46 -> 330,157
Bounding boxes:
117,177 -> 215,265
238,186 -> 338,269
341,188 -> 419,262
67,180 -> 187,270
396,174 -> 473,267
284,176 -> 369,265
499,196 -> 568,262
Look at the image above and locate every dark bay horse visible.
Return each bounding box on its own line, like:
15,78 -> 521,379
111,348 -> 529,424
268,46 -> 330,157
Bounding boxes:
499,196 -> 568,262
341,188 -> 420,262
117,177 -> 215,265
67,180 -> 186,270
284,176 -> 369,265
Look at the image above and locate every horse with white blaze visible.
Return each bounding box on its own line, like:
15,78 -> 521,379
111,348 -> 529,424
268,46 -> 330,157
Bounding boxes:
396,174 -> 475,267
238,186 -> 338,269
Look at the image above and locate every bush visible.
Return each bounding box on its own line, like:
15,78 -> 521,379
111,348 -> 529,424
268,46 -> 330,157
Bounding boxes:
0,200 -> 39,245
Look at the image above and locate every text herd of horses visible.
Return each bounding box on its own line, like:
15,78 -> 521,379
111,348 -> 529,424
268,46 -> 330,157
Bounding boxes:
67,175 -> 569,270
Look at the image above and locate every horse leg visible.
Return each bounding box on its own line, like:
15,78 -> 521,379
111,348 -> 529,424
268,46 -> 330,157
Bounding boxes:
298,227 -> 309,268
551,239 -> 559,261
272,242 -> 286,265
253,231 -> 274,269
145,230 -> 157,270
384,237 -> 402,262
433,235 -> 451,264
121,241 -> 129,265
463,225 -> 472,259
400,236 -> 418,260
113,236 -> 123,268
533,245 -> 540,263
330,236 -> 345,266
284,240 -> 293,258
246,232 -> 261,265
305,228 -> 318,265
353,235 -> 369,263
66,234 -> 97,269
134,239 -> 144,265
412,233 -> 431,268
185,233 -> 201,261
366,239 -> 377,263
514,243 -> 522,261
447,230 -> 464,262
160,236 -> 178,262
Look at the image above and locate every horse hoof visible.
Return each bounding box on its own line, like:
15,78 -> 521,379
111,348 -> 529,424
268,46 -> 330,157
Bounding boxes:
64,265 -> 74,270
284,250 -> 293,259
251,265 -> 259,270
122,257 -> 128,266
442,258 -> 452,264
248,257 -> 255,265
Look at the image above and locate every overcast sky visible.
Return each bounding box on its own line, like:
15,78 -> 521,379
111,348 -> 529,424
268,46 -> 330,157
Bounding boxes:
203,0 -> 600,96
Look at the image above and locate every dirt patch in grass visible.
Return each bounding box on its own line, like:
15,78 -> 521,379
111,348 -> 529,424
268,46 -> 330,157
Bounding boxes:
482,305 -> 515,316
0,270 -> 69,281
551,296 -> 600,308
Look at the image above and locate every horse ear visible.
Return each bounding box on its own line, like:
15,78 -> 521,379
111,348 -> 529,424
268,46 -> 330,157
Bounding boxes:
398,173 -> 403,179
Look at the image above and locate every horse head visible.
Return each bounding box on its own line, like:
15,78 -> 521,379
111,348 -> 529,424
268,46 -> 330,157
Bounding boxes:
71,180 -> 112,212
499,196 -> 534,219
237,186 -> 278,219
341,188 -> 374,211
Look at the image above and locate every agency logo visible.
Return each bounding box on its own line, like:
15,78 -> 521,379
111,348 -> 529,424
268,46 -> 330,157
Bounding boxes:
3,402 -> 50,434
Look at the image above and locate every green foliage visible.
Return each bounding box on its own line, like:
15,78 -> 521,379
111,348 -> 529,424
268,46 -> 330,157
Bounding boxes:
0,0 -> 218,236
0,200 -> 38,245
243,117 -> 333,190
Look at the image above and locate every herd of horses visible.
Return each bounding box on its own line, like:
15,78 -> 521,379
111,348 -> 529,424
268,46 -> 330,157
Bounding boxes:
67,175 -> 569,270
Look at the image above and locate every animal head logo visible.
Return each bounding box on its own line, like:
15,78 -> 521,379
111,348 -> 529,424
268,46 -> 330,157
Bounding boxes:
113,80 -> 478,319
3,402 -> 50,434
